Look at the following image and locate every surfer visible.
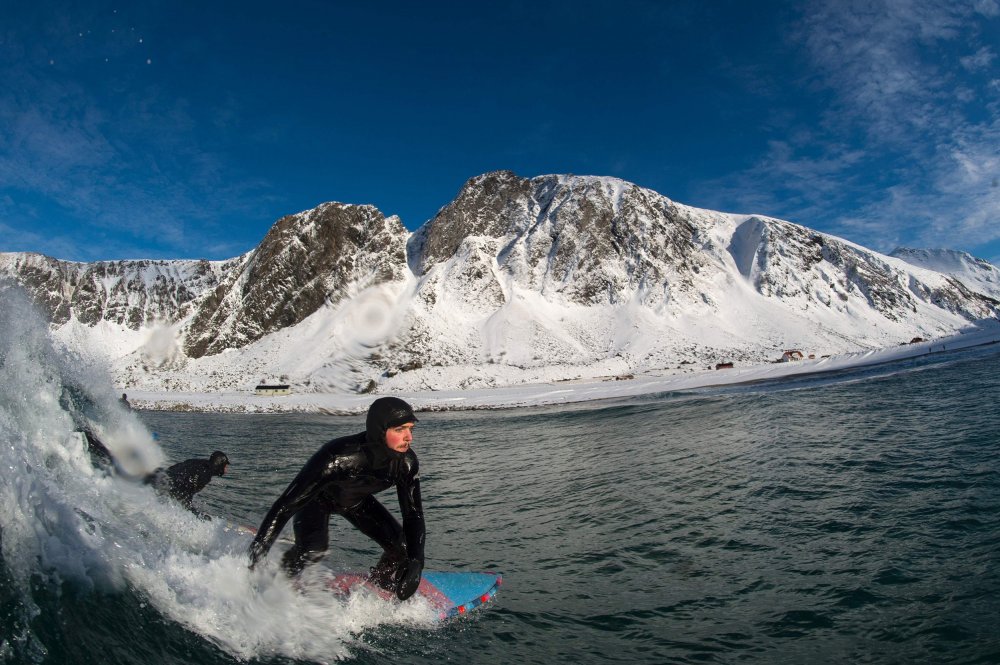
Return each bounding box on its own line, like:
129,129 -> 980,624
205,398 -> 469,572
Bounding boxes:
78,424 -> 229,517
79,428 -> 123,471
247,396 -> 425,601
147,451 -> 230,518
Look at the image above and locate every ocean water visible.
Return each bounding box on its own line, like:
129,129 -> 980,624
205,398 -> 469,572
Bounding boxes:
2,295 -> 999,663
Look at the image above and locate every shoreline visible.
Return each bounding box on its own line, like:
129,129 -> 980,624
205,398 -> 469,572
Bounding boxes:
127,320 -> 1000,415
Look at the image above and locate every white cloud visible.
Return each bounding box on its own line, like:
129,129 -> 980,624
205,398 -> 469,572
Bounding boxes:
961,46 -> 997,71
793,0 -> 981,144
710,0 -> 1000,258
974,0 -> 1000,17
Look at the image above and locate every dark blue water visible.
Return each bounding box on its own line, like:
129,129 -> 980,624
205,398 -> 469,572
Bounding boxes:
2,340 -> 999,663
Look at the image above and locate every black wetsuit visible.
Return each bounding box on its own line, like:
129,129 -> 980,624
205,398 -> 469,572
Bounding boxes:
149,451 -> 229,516
81,429 -> 117,469
248,397 -> 425,599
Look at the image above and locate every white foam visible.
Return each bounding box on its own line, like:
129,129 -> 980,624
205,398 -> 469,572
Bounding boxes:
0,284 -> 440,661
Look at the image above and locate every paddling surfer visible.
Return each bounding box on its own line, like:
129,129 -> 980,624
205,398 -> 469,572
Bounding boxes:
247,397 -> 425,601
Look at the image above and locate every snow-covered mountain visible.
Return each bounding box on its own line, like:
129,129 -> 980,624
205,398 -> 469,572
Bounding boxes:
890,247 -> 1000,301
2,171 -> 998,395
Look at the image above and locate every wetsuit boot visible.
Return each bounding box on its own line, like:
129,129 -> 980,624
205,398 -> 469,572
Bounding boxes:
368,549 -> 406,591
281,545 -> 327,577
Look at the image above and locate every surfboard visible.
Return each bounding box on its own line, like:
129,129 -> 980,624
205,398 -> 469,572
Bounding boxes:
223,522 -> 259,537
324,570 -> 502,620
225,521 -> 297,545
229,523 -> 501,619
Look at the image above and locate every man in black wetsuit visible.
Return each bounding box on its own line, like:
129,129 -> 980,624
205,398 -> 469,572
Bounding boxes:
149,451 -> 230,517
247,397 -> 425,601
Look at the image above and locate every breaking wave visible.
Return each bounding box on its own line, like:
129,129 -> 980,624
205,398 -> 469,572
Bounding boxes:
0,283 -> 436,664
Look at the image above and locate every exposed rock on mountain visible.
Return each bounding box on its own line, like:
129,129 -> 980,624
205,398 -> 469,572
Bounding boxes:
409,171 -> 705,307
891,247 -> 1000,302
183,204 -> 410,358
0,252 -> 232,329
731,218 -> 996,322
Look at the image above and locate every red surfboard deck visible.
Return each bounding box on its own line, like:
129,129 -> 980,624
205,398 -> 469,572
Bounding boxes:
325,570 -> 502,620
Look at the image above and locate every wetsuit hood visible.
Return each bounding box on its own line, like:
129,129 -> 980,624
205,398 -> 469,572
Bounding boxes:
365,397 -> 418,464
209,450 -> 229,476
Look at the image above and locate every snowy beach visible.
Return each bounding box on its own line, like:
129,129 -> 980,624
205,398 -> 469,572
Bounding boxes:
125,319 -> 1000,415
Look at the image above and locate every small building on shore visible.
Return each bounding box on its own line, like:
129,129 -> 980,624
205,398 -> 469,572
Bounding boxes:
780,350 -> 805,363
255,384 -> 291,396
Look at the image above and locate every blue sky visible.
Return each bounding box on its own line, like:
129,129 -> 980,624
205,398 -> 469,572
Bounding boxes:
2,0 -> 998,263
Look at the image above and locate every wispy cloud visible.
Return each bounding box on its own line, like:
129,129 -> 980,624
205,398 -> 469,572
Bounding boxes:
708,0 -> 1000,262
0,6 -> 270,261
961,46 -> 997,71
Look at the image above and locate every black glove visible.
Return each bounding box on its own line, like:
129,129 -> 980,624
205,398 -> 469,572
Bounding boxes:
248,539 -> 265,570
395,559 -> 423,600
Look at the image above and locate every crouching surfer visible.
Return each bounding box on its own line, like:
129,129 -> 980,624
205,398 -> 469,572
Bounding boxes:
80,426 -> 230,518
145,451 -> 230,518
247,397 -> 425,601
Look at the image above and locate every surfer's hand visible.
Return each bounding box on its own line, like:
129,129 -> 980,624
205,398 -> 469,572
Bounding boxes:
395,559 -> 423,600
248,540 -> 264,570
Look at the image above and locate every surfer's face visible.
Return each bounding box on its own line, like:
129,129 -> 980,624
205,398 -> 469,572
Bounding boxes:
384,422 -> 415,453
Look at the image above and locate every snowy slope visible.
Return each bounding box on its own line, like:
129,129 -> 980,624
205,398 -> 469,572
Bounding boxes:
0,252 -> 236,364
890,247 -> 1000,301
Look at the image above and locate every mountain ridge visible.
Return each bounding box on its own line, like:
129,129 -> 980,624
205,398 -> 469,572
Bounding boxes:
2,171 -> 998,395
